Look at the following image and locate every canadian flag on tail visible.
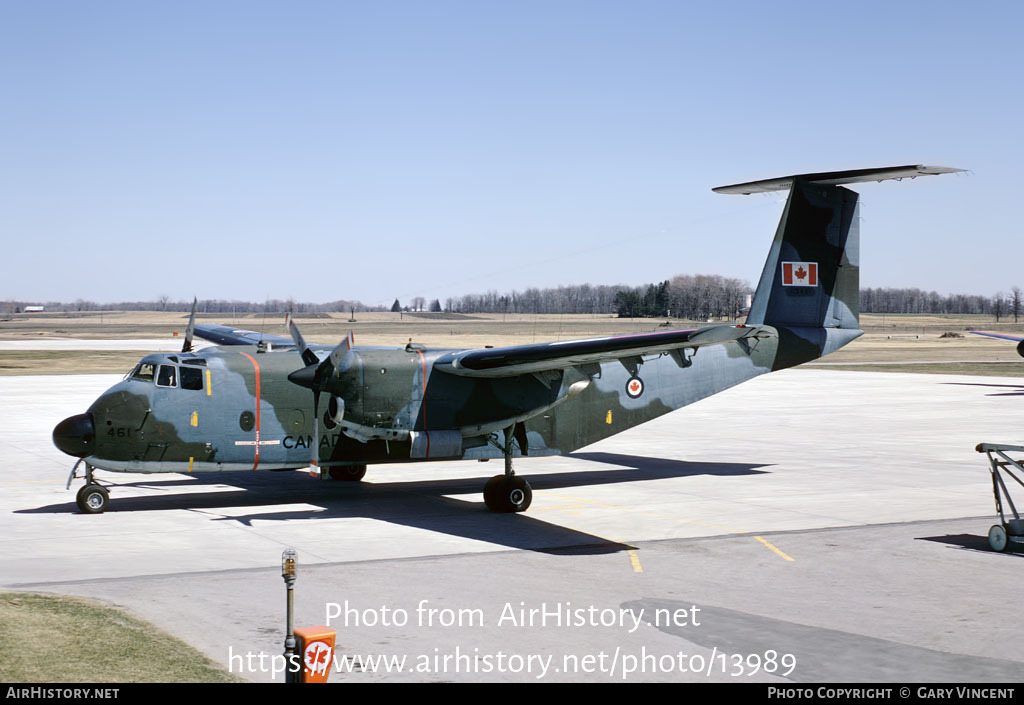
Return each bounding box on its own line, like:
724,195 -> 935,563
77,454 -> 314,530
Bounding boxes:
781,262 -> 817,287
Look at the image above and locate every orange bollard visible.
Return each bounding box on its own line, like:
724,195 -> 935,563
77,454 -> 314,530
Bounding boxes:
295,626 -> 336,683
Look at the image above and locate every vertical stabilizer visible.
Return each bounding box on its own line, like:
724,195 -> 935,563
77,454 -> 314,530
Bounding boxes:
714,165 -> 963,369
745,179 -> 860,330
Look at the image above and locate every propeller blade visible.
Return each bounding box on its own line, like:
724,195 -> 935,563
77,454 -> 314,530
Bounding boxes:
329,331 -> 355,369
285,313 -> 319,367
284,330 -> 356,473
309,389 -> 321,475
181,297 -> 198,353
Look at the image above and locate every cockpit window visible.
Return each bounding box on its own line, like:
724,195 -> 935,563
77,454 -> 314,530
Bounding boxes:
180,366 -> 203,391
156,364 -> 177,388
131,363 -> 155,382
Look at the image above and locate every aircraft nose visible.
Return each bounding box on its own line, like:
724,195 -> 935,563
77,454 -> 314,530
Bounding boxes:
52,413 -> 96,458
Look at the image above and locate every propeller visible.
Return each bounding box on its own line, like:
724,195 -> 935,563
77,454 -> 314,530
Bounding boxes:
181,297 -> 198,353
285,314 -> 355,472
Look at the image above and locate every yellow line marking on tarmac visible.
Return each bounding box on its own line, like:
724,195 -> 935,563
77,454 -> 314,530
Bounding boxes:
537,489 -> 795,562
595,533 -> 643,573
525,505 -> 585,513
754,536 -> 795,561
627,550 -> 644,573
531,492 -> 642,570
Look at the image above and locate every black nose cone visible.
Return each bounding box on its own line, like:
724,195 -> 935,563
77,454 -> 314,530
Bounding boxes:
53,413 -> 96,458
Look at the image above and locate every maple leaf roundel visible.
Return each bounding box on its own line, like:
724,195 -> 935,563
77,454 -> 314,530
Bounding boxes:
626,376 -> 644,399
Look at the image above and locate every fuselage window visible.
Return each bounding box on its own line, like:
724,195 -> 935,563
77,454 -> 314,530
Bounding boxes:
156,364 -> 178,388
131,363 -> 155,382
180,366 -> 203,391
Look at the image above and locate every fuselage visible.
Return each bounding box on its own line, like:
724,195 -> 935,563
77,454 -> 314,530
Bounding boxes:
52,327 -> 803,474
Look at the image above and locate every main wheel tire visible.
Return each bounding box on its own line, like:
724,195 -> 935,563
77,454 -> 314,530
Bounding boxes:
483,475 -> 504,510
76,484 -> 109,514
483,475 -> 532,513
989,524 -> 1009,552
329,465 -> 367,482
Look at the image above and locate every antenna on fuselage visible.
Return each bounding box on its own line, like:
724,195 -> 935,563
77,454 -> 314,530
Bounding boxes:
257,296 -> 270,346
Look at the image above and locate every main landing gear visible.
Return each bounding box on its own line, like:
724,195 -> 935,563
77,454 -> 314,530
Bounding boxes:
327,464 -> 367,482
483,426 -> 532,513
67,460 -> 110,514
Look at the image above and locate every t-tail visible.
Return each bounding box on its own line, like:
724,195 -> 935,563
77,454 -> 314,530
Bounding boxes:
714,165 -> 964,370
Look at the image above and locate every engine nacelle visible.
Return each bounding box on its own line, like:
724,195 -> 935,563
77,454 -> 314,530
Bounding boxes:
1017,339 -> 1024,358
327,395 -> 345,425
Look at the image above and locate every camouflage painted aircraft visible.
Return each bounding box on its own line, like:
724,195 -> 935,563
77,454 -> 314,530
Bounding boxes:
53,165 -> 962,514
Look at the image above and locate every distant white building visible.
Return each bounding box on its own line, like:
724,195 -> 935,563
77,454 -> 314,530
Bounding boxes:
24,306 -> 44,312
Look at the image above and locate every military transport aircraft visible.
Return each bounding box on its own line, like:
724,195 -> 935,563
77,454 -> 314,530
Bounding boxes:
53,165 -> 962,514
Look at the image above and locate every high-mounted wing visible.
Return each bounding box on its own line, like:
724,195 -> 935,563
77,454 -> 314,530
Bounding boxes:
970,331 -> 1024,343
434,323 -> 770,378
193,324 -> 295,348
971,330 -> 1024,359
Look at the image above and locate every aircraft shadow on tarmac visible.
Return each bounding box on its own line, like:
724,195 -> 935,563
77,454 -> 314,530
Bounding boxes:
916,533 -> 1023,557
941,381 -> 1024,397
22,454 -> 770,556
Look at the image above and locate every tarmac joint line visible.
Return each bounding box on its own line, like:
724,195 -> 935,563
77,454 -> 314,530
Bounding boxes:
537,489 -> 795,563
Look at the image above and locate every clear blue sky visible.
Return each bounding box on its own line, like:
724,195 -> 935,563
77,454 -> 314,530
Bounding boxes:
0,1 -> 1018,307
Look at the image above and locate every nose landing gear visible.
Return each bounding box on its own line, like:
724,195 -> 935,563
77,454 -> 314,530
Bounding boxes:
67,459 -> 110,514
76,484 -> 110,514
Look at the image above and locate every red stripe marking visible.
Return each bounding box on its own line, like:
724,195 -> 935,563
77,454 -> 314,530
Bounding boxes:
417,350 -> 427,432
237,351 -> 262,470
417,350 -> 430,458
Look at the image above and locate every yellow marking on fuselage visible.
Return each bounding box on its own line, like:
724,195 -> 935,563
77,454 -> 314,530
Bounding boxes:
190,411 -> 198,427
205,369 -> 212,396
606,410 -> 612,424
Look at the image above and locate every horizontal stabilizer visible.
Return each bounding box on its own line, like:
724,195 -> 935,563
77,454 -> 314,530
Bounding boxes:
713,165 -> 964,195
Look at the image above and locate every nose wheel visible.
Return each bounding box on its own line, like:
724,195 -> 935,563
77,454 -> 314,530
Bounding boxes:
67,460 -> 110,514
76,484 -> 110,514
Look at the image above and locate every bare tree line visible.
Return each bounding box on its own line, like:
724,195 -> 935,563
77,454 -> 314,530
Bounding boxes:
443,284 -> 627,315
860,287 -> 1023,321
3,284 -> 1022,322
0,298 -> 385,314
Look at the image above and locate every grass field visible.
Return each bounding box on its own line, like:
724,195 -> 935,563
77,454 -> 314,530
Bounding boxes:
0,592 -> 238,683
0,311 -> 1021,376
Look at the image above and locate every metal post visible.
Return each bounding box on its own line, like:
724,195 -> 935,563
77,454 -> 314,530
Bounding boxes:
282,548 -> 298,683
